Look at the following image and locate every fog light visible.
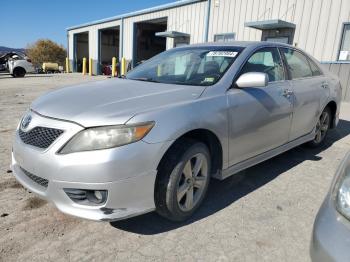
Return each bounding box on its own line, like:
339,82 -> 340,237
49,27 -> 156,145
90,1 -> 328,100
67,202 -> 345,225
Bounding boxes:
87,190 -> 107,204
94,190 -> 104,202
64,189 -> 107,206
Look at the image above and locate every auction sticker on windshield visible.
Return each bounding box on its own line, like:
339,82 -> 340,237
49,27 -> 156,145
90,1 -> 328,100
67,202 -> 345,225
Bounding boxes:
207,51 -> 238,57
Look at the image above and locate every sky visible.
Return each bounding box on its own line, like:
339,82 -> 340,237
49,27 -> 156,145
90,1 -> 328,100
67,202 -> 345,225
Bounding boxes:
1,0 -> 176,48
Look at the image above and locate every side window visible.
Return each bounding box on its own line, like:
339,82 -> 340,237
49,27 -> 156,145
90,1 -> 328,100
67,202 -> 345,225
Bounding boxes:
241,47 -> 285,82
281,48 -> 313,79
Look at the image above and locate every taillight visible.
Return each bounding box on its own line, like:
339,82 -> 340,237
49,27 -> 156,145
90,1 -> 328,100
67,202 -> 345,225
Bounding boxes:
26,59 -> 31,63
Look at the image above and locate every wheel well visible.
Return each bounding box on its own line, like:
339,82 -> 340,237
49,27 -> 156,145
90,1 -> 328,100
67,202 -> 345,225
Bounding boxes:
158,129 -> 223,176
325,101 -> 337,128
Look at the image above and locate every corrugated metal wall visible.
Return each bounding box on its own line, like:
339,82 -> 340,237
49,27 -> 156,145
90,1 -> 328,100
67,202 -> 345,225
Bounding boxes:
122,1 -> 207,60
321,63 -> 350,102
67,0 -> 350,74
208,0 -> 350,62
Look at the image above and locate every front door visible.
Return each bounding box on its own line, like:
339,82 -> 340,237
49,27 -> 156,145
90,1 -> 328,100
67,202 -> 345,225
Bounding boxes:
227,47 -> 293,166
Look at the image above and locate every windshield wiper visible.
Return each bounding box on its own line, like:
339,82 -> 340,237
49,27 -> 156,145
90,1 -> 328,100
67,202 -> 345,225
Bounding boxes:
129,77 -> 160,83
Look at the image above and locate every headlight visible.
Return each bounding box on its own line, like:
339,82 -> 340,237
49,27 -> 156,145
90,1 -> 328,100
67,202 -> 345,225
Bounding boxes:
59,122 -> 154,154
333,152 -> 350,219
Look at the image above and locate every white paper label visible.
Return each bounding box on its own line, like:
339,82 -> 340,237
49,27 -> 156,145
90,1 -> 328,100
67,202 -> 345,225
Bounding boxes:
339,50 -> 349,61
207,51 -> 238,57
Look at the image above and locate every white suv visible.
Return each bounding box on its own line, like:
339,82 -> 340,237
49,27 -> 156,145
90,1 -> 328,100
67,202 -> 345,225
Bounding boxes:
8,55 -> 35,77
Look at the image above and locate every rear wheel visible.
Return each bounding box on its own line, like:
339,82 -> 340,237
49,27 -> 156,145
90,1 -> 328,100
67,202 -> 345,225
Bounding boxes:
155,139 -> 211,221
12,67 -> 26,78
307,107 -> 331,147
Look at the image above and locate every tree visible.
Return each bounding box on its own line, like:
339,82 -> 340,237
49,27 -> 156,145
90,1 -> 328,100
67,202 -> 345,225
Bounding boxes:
26,39 -> 66,67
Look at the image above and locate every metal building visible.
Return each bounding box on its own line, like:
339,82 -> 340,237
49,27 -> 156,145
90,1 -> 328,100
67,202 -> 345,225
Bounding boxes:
67,0 -> 350,100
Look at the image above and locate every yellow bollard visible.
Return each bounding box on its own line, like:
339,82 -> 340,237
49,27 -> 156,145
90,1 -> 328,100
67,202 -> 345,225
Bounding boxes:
65,57 -> 69,73
112,57 -> 116,77
121,57 -> 127,76
157,64 -> 162,77
82,57 -> 87,75
89,58 -> 93,76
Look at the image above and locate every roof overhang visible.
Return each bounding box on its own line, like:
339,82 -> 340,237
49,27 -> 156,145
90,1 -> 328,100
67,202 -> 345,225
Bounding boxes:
245,19 -> 296,30
155,31 -> 190,38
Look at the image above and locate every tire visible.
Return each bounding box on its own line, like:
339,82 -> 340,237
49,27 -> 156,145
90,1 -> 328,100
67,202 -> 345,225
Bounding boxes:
155,138 -> 211,222
12,67 -> 26,78
307,107 -> 331,148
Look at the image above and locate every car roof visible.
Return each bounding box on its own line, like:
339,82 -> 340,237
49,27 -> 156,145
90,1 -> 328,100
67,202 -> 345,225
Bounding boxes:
179,41 -> 293,49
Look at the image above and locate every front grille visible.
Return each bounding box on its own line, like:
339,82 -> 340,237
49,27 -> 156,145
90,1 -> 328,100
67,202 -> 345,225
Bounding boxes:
21,168 -> 49,188
19,127 -> 63,149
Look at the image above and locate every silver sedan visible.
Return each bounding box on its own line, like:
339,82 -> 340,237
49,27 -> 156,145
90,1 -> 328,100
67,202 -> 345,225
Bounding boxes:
11,42 -> 341,222
311,152 -> 350,261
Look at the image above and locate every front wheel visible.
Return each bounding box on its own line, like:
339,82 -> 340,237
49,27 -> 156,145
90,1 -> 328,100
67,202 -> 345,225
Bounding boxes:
155,139 -> 211,221
307,107 -> 331,147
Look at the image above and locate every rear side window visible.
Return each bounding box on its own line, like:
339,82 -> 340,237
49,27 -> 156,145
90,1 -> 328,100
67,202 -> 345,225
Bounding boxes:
281,48 -> 313,79
308,59 -> 323,76
240,47 -> 285,82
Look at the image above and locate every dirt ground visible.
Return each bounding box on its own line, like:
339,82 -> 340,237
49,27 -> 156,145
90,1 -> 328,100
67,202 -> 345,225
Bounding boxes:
0,73 -> 350,262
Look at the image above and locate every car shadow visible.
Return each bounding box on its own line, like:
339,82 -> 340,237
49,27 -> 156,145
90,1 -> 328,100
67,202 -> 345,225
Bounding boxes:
110,119 -> 350,235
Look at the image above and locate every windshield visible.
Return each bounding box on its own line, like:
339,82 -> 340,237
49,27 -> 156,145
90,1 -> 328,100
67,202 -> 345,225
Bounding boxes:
126,47 -> 242,86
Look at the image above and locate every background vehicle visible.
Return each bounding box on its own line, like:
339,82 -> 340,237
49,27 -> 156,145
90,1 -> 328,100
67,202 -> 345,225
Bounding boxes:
11,42 -> 341,222
311,151 -> 350,261
0,52 -> 15,71
0,52 -> 22,72
7,54 -> 35,77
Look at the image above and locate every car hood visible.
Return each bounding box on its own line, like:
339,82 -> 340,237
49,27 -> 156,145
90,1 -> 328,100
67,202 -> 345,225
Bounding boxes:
31,78 -> 205,127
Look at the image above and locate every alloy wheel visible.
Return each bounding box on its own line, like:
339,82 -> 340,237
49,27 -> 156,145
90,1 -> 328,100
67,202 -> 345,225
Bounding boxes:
176,153 -> 209,212
314,110 -> 330,144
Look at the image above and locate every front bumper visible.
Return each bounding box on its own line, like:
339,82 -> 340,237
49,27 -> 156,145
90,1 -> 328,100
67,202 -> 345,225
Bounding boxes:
11,111 -> 172,221
311,197 -> 350,262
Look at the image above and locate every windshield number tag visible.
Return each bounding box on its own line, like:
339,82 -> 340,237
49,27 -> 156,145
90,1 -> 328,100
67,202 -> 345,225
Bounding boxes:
207,51 -> 238,57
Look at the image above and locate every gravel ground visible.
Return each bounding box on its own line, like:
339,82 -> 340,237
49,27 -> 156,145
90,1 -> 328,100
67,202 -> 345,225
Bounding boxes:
0,73 -> 349,262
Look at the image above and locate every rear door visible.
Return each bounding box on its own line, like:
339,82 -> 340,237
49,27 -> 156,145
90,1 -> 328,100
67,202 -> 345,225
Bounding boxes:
280,48 -> 329,141
227,47 -> 294,165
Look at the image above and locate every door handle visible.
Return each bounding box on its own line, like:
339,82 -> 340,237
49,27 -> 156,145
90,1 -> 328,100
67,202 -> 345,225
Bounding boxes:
282,89 -> 293,97
321,82 -> 329,89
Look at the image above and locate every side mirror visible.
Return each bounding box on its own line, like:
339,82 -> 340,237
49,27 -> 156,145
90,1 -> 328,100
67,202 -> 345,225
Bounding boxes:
235,72 -> 269,88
